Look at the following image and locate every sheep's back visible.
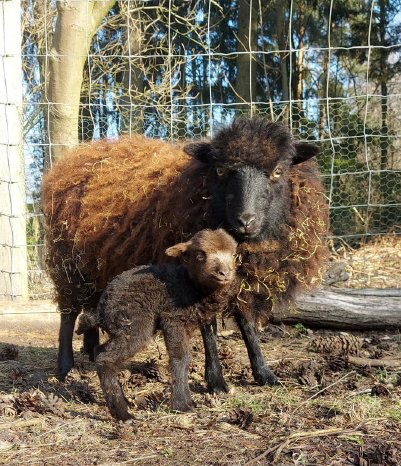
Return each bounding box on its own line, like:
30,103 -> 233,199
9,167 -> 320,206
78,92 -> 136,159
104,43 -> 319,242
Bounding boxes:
41,135 -> 208,309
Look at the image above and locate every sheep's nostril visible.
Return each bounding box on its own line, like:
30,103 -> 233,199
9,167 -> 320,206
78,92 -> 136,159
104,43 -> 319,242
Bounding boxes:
217,269 -> 228,278
237,213 -> 257,229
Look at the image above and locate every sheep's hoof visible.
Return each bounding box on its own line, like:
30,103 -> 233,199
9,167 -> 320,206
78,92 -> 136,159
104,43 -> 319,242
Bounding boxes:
254,368 -> 278,386
206,376 -> 230,394
56,366 -> 72,382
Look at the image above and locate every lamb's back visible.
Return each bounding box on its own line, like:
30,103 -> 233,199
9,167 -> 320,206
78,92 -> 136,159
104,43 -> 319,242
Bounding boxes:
97,264 -> 201,333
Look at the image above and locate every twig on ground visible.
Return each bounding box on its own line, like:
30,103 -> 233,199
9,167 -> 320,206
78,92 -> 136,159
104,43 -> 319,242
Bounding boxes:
244,427 -> 364,465
0,418 -> 44,430
289,371 -> 356,420
348,356 -> 401,368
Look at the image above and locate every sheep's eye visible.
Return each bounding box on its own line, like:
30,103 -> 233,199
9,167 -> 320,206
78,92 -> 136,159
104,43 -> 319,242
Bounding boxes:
195,252 -> 206,262
216,167 -> 225,177
271,167 -> 283,179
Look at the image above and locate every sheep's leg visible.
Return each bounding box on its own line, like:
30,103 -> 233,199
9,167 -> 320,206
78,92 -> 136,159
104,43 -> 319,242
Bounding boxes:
83,326 -> 99,362
163,325 -> 195,412
200,320 -> 229,394
95,338 -> 138,421
235,314 -> 277,386
57,310 -> 79,380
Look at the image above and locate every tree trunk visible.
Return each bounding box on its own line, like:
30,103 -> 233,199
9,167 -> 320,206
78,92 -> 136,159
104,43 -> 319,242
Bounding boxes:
235,0 -> 258,107
275,0 -> 289,121
295,1 -> 305,115
319,50 -> 329,140
0,0 -> 28,301
119,1 -> 144,134
272,288 -> 401,330
46,0 -> 116,167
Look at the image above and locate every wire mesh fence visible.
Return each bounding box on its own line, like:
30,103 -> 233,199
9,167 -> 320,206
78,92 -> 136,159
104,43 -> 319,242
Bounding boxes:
1,0 -> 401,300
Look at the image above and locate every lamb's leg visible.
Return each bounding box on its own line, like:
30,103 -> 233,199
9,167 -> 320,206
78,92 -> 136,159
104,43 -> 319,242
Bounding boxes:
235,314 -> 277,386
201,320 -> 229,394
57,310 -> 79,380
83,326 -> 99,362
95,338 -> 138,421
163,325 -> 195,412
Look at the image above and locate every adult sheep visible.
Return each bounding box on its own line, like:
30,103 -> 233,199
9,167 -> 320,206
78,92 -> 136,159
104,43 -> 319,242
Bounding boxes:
41,117 -> 329,390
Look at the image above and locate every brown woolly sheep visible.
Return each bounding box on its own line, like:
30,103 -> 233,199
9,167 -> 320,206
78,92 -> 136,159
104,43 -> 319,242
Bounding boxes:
41,117 -> 329,390
76,229 -> 237,420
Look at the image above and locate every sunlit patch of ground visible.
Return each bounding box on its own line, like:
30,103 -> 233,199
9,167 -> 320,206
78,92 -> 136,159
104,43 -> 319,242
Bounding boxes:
1,302 -> 401,465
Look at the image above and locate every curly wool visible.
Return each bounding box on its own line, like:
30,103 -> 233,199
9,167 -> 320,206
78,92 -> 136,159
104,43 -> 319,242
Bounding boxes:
42,129 -> 328,319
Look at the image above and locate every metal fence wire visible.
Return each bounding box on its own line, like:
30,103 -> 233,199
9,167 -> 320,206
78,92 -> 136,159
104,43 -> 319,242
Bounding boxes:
1,0 -> 401,300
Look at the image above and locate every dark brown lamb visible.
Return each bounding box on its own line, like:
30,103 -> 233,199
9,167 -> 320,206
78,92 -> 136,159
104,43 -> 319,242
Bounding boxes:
76,229 -> 237,421
42,117 -> 329,391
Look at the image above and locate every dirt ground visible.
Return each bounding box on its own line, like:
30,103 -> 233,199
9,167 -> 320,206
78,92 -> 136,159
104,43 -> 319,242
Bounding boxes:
1,301 -> 401,466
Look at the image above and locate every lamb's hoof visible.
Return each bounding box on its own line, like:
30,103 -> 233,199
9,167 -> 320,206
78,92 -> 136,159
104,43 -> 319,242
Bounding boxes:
111,410 -> 132,422
170,398 -> 196,413
254,368 -> 278,386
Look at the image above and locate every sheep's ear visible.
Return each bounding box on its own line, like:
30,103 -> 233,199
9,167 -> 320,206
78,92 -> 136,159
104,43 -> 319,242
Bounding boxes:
165,241 -> 191,258
183,141 -> 212,164
293,142 -> 320,165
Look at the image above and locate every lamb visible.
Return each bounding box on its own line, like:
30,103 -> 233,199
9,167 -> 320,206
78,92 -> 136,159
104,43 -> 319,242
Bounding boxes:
76,229 -> 237,421
41,116 -> 329,390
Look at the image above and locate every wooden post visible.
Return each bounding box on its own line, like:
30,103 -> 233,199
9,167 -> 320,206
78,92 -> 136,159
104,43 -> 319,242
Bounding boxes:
0,0 -> 28,300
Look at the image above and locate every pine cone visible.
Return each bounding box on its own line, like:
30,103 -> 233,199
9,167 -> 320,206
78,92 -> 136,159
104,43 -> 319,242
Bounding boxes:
67,381 -> 96,404
42,393 -> 65,416
308,333 -> 363,356
9,366 -> 28,386
129,359 -> 162,381
296,360 -> 322,387
228,408 -> 253,430
371,383 -> 390,397
0,344 -> 19,361
114,421 -> 136,440
15,390 -> 43,413
135,390 -> 165,411
119,370 -> 147,392
0,394 -> 17,416
219,343 -> 234,370
145,391 -> 165,411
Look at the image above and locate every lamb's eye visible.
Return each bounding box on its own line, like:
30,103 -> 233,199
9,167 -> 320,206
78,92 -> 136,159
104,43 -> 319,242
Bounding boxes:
196,252 -> 206,262
216,167 -> 225,177
271,167 -> 283,179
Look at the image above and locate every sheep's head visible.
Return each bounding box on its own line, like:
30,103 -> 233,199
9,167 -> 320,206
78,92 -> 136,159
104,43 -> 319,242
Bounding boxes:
184,117 -> 320,242
165,229 -> 237,290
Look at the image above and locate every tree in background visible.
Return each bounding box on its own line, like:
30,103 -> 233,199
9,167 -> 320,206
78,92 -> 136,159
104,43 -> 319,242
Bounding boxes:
21,0 -> 401,244
47,0 -> 116,164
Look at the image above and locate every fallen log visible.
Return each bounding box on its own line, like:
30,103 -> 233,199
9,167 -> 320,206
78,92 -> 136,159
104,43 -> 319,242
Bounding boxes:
271,288 -> 401,330
348,356 -> 401,368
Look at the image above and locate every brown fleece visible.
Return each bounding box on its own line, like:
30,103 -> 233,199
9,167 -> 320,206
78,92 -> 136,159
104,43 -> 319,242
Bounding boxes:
76,229 -> 237,420
42,129 -> 328,320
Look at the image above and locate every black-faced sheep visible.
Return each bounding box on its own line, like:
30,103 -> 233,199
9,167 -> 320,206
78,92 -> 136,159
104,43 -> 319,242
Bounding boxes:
76,229 -> 237,420
41,117 -> 329,390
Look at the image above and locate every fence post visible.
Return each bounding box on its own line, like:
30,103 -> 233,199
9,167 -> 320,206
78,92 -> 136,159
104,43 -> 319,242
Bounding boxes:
0,0 -> 28,301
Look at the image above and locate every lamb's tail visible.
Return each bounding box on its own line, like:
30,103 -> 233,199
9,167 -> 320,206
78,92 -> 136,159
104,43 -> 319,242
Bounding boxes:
76,312 -> 98,335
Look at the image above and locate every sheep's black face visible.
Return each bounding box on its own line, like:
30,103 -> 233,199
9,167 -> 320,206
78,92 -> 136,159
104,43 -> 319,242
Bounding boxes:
184,118 -> 320,243
216,165 -> 290,241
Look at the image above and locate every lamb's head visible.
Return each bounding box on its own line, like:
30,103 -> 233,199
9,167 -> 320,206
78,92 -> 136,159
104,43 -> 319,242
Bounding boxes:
165,229 -> 237,290
184,117 -> 320,242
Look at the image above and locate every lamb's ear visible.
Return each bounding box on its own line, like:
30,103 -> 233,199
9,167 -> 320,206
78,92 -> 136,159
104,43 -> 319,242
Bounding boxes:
293,142 -> 320,165
183,141 -> 212,164
165,241 -> 191,258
